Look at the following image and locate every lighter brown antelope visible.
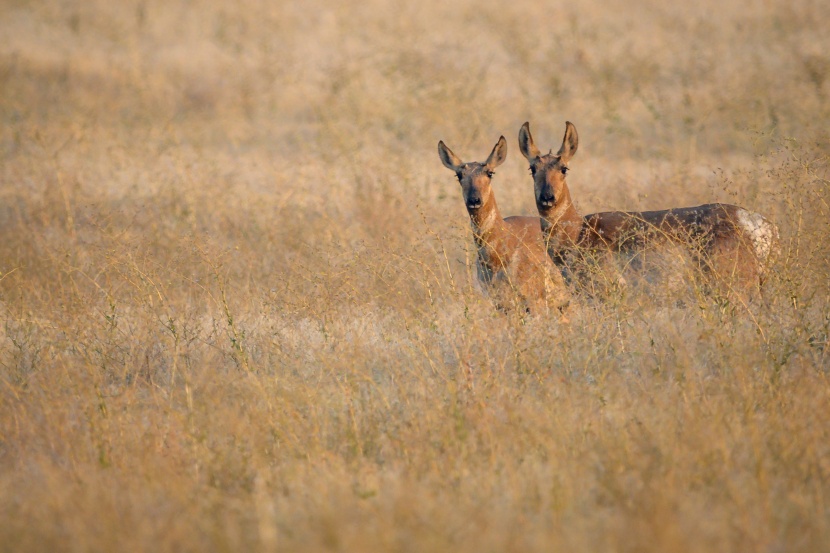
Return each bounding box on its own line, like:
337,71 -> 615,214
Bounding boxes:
518,121 -> 778,296
438,136 -> 570,313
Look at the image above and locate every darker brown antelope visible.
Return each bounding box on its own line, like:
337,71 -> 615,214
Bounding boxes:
518,121 -> 778,296
438,136 -> 569,313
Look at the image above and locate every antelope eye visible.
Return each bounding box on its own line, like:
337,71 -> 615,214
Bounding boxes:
456,173 -> 463,182
486,170 -> 495,178
561,166 -> 569,175
530,166 -> 536,176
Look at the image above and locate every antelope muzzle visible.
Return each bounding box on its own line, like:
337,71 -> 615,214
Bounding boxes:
466,194 -> 483,210
538,186 -> 556,208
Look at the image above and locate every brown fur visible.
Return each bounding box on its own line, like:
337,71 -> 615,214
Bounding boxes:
438,136 -> 570,313
518,121 -> 778,295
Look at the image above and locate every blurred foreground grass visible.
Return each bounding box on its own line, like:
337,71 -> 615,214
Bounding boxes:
1,0 -> 829,551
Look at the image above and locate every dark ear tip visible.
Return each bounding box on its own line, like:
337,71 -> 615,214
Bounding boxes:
522,121 -> 530,129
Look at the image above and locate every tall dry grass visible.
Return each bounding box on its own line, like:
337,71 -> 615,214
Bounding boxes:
1,0 -> 829,551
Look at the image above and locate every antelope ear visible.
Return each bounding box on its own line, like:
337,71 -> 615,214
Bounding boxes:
518,122 -> 541,162
484,136 -> 507,170
556,121 -> 579,163
438,141 -> 463,171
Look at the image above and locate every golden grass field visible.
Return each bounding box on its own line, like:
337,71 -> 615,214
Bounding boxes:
1,0 -> 829,551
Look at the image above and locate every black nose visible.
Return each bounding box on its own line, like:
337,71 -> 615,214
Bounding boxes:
467,198 -> 482,209
539,193 -> 555,206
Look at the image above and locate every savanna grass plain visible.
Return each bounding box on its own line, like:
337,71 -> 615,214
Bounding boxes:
1,0 -> 829,551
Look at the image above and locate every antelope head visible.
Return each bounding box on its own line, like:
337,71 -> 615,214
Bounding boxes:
438,136 -> 507,213
518,121 -> 578,217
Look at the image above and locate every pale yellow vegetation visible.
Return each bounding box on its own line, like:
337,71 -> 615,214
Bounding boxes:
1,0 -> 829,551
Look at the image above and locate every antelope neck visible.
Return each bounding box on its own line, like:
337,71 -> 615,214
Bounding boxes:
538,190 -> 582,248
468,194 -> 501,246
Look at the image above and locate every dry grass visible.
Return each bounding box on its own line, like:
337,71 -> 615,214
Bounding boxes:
1,0 -> 829,551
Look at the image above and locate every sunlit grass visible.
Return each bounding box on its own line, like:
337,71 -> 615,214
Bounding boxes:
1,0 -> 829,551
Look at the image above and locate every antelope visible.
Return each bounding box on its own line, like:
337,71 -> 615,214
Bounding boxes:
438,135 -> 570,313
518,121 -> 778,296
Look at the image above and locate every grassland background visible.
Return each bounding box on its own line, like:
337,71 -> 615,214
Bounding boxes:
1,0 -> 829,551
